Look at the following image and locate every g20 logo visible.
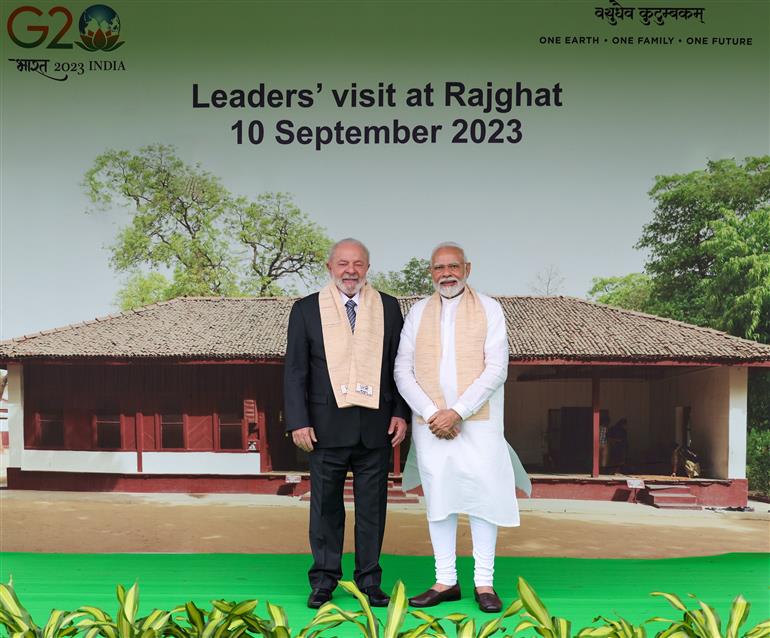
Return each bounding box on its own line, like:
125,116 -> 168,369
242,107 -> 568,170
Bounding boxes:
7,4 -> 124,51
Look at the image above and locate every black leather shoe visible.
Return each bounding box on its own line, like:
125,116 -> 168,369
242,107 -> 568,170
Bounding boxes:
474,588 -> 502,613
307,588 -> 333,609
408,583 -> 461,607
361,585 -> 390,607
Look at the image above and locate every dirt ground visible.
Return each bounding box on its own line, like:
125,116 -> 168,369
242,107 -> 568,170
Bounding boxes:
1,490 -> 768,558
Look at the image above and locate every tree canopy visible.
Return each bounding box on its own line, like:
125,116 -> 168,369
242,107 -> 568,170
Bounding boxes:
702,208 -> 770,343
637,156 -> 770,326
587,273 -> 652,313
370,257 -> 434,296
85,145 -> 331,308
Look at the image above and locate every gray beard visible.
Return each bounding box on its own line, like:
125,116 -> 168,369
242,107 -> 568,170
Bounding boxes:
333,276 -> 364,296
436,279 -> 466,298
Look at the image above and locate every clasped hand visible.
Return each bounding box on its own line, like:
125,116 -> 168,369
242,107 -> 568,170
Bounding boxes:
428,409 -> 462,440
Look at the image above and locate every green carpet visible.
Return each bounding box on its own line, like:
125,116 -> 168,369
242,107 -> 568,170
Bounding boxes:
1,553 -> 768,635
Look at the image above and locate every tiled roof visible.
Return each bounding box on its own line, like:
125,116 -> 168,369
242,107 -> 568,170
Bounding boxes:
1,296 -> 769,363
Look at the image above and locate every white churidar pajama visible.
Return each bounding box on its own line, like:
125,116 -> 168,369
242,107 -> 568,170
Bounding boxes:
428,514 -> 498,586
395,290 -> 522,587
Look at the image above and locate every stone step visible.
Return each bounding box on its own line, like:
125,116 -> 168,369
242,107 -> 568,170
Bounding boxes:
651,492 -> 698,505
645,484 -> 693,495
638,484 -> 701,510
299,478 -> 420,504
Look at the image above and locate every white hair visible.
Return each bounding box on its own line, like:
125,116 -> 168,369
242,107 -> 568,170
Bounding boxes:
328,237 -> 370,263
430,241 -> 467,264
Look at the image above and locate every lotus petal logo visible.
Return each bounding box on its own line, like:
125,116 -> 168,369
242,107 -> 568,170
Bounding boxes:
76,4 -> 124,51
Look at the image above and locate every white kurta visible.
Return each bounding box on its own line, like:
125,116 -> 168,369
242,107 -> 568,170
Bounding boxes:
395,290 -> 520,527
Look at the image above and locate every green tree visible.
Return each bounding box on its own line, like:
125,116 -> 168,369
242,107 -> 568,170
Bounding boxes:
587,273 -> 653,312
115,271 -> 173,311
637,156 -> 770,325
85,145 -> 332,306
370,257 -> 433,296
704,208 -> 770,440
702,208 -> 770,342
85,144 -> 239,298
230,193 -> 332,296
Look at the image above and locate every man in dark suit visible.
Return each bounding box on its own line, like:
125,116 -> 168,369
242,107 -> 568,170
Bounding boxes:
284,237 -> 409,609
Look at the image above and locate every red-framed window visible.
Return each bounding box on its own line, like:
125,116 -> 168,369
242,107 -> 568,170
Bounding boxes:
36,412 -> 64,448
159,413 -> 186,450
217,413 -> 246,450
93,413 -> 123,450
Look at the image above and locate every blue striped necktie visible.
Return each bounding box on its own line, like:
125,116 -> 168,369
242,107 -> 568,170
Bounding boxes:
345,299 -> 357,332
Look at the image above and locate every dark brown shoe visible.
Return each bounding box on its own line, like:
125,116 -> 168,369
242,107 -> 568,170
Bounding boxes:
474,588 -> 502,613
409,583 -> 461,607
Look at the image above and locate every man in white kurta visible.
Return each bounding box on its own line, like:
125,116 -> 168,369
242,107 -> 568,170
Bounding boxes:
395,241 -> 529,613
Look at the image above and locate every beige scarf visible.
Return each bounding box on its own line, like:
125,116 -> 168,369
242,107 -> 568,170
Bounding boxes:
414,285 -> 489,421
319,281 -> 384,409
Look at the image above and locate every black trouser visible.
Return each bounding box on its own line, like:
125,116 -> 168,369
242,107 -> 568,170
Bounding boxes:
307,442 -> 390,591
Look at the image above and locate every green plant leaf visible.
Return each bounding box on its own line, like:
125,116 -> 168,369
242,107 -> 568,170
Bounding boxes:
228,601 -> 258,618
240,614 -> 269,635
744,619 -> 770,638
517,579 -> 553,631
266,602 -> 287,628
514,620 -> 537,634
458,620 -> 476,638
0,609 -> 23,631
185,603 -> 206,635
654,621 -> 694,638
0,583 -> 32,627
397,621 -> 434,638
338,581 -> 378,638
139,611 -> 170,633
163,624 -> 190,638
502,600 -> 524,619
618,618 -> 634,638
725,597 -> 749,638
311,602 -> 371,638
554,617 -> 571,638
697,602 -> 721,638
577,626 -> 615,637
210,603 -> 233,615
651,594 -> 687,613
201,615 -> 227,638
383,581 -> 407,638
686,609 -> 709,638
406,610 -> 443,631
42,609 -> 68,638
79,608 -> 115,624
478,616 -> 508,638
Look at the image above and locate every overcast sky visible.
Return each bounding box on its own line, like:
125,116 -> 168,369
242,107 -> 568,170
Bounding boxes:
2,1 -> 768,339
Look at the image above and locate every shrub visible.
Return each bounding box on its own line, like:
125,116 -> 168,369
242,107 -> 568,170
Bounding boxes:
1,578 -> 768,638
747,428 -> 770,496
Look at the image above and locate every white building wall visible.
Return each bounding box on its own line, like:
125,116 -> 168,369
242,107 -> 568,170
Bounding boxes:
22,450 -> 138,473
21,450 -> 261,475
141,452 -> 260,475
6,363 -> 23,469
504,373 -> 650,466
648,366 -> 744,479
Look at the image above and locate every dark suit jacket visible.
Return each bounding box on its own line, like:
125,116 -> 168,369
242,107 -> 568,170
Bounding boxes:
283,290 -> 409,449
